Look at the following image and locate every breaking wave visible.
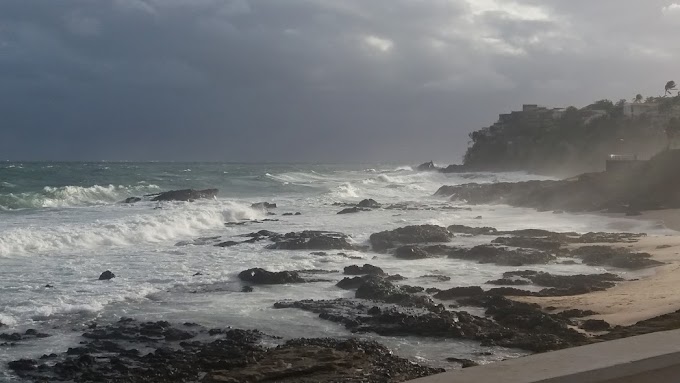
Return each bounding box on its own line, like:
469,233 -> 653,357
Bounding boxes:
0,201 -> 262,256
0,184 -> 161,210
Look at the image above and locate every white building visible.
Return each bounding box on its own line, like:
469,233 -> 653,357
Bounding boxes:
623,102 -> 658,118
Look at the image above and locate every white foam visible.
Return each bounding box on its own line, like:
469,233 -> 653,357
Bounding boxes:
0,201 -> 262,256
0,184 -> 161,210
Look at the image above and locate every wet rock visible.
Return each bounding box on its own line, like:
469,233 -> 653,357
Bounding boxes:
446,357 -> 479,368
459,295 -> 588,352
266,231 -> 359,251
251,202 -> 277,209
447,225 -> 498,235
358,199 -> 381,208
98,271 -> 115,280
555,309 -> 598,319
491,236 -> 562,251
581,319 -> 611,332
386,274 -> 407,281
241,286 -> 254,293
417,161 -> 438,171
275,298 -> 494,339
147,189 -> 218,202
344,264 -> 385,276
15,318 -> 442,383
295,212 -> 302,215
503,270 -> 623,296
486,278 -> 531,286
354,276 -> 433,308
237,268 -> 305,285
337,207 -> 370,214
122,197 -> 141,204
8,359 -> 37,372
420,275 -> 451,282
394,245 -> 431,260
445,245 -> 556,266
434,286 -> 485,300
215,241 -> 239,247
370,225 -> 452,252
337,277 -> 366,290
570,246 -> 663,269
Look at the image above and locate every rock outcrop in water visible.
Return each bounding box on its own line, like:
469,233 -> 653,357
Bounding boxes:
276,274 -> 590,352
265,231 -> 361,251
98,271 -> 115,280
8,319 -> 443,382
370,225 -> 452,252
146,189 -> 218,202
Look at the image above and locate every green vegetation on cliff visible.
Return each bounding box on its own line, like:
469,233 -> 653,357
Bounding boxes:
463,91 -> 680,176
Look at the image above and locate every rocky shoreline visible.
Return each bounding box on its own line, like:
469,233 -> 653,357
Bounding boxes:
4,192 -> 679,382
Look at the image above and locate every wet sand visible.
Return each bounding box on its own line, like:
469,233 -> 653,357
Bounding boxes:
516,210 -> 680,326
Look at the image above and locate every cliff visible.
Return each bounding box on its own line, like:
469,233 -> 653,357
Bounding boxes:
459,96 -> 680,176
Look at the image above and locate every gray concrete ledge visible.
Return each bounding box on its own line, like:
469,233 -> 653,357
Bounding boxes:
407,329 -> 680,383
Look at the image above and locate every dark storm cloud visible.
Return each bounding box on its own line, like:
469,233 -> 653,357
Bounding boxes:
0,0 -> 678,162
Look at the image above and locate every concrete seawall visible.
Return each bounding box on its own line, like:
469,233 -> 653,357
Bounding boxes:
407,329 -> 680,383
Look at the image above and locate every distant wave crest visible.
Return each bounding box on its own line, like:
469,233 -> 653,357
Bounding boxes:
0,184 -> 161,210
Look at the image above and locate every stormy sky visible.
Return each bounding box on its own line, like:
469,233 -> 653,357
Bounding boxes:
0,0 -> 678,162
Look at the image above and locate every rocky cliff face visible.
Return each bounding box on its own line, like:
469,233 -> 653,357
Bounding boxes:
460,98 -> 680,176
436,149 -> 680,212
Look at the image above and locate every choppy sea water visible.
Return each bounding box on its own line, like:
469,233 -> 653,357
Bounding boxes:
0,162 -> 672,380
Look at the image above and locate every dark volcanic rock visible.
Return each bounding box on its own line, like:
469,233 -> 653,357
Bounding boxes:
491,236 -> 562,251
446,357 -> 479,368
459,295 -> 588,352
503,270 -> 623,296
344,264 -> 385,276
215,241 -> 239,247
251,202 -> 277,209
555,309 -> 598,319
122,197 -> 141,204
98,271 -> 115,280
276,295 -> 585,353
148,189 -> 218,202
337,207 -> 370,214
394,246 -> 431,260
570,246 -> 663,269
10,319 -> 442,383
445,245 -> 556,266
420,275 -> 451,282
238,268 -> 305,285
370,225 -> 452,252
580,319 -> 611,332
266,231 -> 359,251
416,161 -> 438,171
447,225 -> 498,235
434,286 -> 484,300
336,277 -> 366,290
358,199 -> 381,208
486,278 -> 531,286
355,277 -> 433,307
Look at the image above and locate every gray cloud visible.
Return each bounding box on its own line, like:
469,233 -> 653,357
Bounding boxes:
0,0 -> 678,162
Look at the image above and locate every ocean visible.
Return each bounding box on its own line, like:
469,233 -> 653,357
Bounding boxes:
0,162 -> 670,381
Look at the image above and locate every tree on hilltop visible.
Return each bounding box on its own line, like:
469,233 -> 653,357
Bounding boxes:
665,80 -> 677,96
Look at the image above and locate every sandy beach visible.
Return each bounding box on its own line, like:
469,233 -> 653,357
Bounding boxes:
516,209 -> 680,326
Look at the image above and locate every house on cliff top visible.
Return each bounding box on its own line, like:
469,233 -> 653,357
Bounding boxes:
623,102 -> 658,118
